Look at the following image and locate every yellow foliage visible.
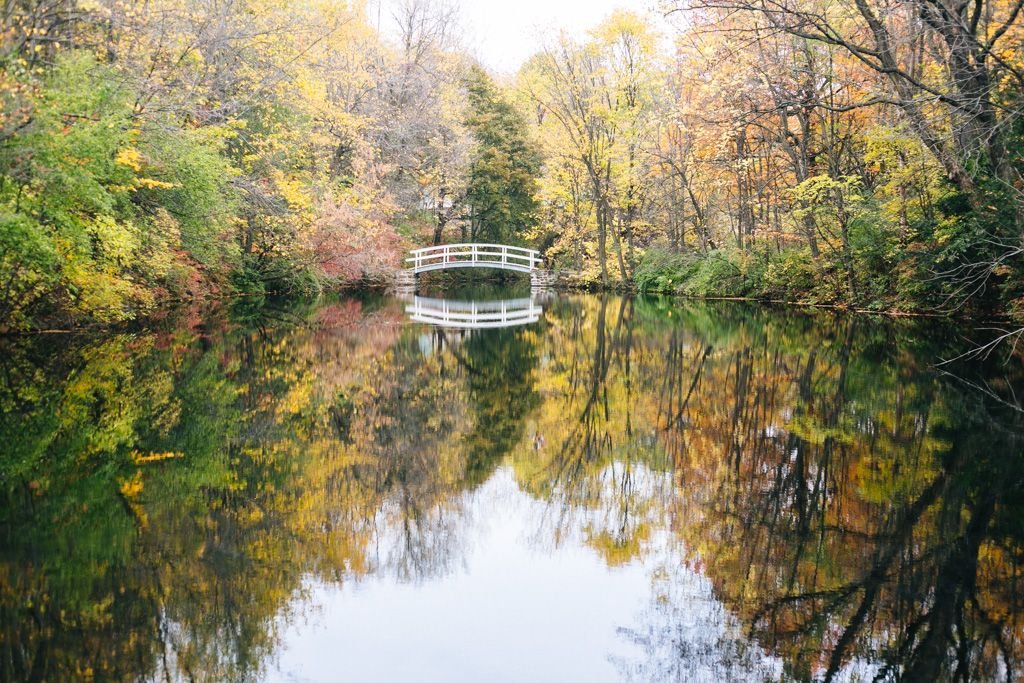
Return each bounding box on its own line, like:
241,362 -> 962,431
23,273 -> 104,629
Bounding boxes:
114,148 -> 143,172
118,470 -> 144,499
130,451 -> 184,464
133,177 -> 179,190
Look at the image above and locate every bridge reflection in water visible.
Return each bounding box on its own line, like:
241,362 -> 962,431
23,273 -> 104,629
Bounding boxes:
406,296 -> 542,329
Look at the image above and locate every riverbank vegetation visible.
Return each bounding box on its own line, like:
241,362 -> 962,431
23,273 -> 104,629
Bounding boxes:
2,0 -> 1023,328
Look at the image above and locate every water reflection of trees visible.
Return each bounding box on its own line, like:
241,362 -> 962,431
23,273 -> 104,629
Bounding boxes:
514,296 -> 1024,680
0,297 -> 546,681
669,304 -> 1021,681
670,318 -> 1024,682
515,296 -> 674,566
616,561 -> 785,682
1,295 -> 1023,681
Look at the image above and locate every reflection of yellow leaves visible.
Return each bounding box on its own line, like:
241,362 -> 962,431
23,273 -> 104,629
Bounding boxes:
76,0 -> 107,14
130,450 -> 184,464
78,594 -> 115,627
787,414 -> 855,446
279,381 -> 313,416
584,523 -> 651,567
118,470 -> 144,498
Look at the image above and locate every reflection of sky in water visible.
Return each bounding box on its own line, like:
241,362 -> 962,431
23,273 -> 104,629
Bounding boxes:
267,467 -> 783,682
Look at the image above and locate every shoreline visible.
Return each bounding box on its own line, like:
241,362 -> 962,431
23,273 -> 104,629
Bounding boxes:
4,278 -> 1013,337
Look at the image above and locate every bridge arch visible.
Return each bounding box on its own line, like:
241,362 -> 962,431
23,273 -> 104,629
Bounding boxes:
406,243 -> 540,274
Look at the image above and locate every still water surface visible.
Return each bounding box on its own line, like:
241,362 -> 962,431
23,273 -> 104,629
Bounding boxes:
1,291 -> 1023,681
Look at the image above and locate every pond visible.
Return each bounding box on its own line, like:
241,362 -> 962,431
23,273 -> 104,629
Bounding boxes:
1,291 -> 1022,682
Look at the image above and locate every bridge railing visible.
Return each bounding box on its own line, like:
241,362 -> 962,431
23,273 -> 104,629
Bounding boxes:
406,243 -> 541,274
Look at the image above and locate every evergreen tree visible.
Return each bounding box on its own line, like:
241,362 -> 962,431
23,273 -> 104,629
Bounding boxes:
464,67 -> 541,245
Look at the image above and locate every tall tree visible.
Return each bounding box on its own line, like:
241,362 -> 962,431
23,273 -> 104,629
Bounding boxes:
463,67 -> 540,244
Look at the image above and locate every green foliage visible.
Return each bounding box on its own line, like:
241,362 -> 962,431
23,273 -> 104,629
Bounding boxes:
634,245 -> 695,293
0,211 -> 56,327
636,247 -> 756,298
135,122 -> 239,267
0,52 -> 145,324
635,167 -> 1024,313
0,51 -> 248,326
678,251 -> 751,297
464,67 -> 541,245
760,249 -> 820,300
230,260 -> 269,298
0,0 -> 426,329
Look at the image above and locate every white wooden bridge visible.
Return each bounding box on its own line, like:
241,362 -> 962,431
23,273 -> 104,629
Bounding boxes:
406,296 -> 542,329
405,243 -> 541,274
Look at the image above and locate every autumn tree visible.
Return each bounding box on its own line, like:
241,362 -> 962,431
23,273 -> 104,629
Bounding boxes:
522,11 -> 663,285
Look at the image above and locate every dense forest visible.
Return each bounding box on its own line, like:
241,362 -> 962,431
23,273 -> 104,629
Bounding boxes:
1,0 -> 1023,328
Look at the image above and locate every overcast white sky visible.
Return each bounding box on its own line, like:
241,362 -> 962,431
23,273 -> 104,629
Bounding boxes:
370,0 -> 673,75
